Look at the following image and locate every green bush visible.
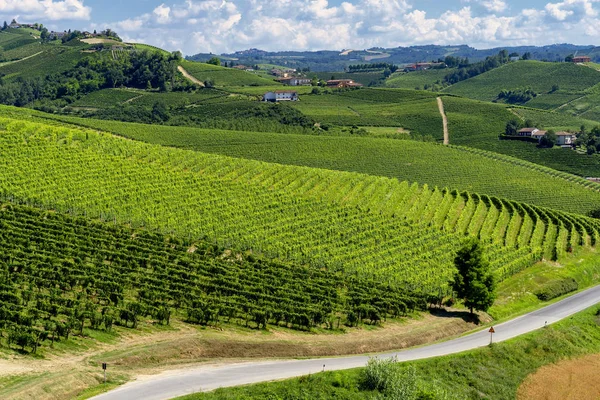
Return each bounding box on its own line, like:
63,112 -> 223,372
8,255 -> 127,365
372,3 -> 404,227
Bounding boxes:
535,278 -> 578,301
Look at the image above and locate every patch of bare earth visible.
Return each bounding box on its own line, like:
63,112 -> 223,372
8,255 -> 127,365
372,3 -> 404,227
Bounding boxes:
518,353 -> 600,400
0,310 -> 483,399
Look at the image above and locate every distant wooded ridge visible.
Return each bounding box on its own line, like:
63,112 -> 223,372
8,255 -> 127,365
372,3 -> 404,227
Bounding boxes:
187,44 -> 600,72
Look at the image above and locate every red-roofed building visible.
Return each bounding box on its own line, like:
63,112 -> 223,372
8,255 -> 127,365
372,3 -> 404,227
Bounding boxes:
573,56 -> 591,63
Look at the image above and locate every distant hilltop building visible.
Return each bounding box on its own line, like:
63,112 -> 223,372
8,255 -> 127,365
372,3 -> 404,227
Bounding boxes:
404,62 -> 444,72
572,56 -> 591,63
7,19 -> 36,29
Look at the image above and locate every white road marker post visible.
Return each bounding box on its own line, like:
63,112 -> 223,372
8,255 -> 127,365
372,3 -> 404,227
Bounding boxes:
489,326 -> 495,345
102,362 -> 107,383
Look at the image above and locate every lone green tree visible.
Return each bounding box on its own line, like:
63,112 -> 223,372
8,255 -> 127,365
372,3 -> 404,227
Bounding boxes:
450,239 -> 496,315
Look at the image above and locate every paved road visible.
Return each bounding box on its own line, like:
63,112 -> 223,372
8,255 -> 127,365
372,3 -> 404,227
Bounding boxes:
92,285 -> 600,400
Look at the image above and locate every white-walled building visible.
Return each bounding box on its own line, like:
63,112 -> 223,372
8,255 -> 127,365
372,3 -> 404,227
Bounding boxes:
263,91 -> 299,102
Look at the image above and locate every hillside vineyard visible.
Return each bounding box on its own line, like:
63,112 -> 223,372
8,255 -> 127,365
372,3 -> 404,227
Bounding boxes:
0,118 -> 598,290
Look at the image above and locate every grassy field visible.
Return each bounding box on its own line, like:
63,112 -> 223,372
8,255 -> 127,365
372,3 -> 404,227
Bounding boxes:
444,61 -> 600,104
70,88 -> 144,108
180,60 -> 277,87
386,68 -> 453,90
288,89 -> 443,138
181,305 -> 600,400
555,92 -> 600,122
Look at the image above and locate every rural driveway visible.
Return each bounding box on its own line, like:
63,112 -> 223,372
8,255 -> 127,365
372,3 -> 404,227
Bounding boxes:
92,285 -> 600,400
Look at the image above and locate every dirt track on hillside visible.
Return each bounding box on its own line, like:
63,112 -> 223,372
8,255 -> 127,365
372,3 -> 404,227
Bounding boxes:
437,97 -> 449,145
178,66 -> 205,87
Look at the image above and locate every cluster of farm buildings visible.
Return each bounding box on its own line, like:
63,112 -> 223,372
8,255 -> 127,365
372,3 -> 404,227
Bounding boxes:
517,128 -> 576,146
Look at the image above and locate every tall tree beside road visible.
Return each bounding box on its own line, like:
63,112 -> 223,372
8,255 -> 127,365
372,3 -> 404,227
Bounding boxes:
451,239 -> 496,315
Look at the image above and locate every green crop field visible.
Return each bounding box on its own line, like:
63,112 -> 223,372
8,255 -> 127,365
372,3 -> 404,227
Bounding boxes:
180,60 -> 277,87
0,45 -> 87,80
386,68 -> 453,90
70,89 -> 144,108
19,109 -> 600,217
289,89 -> 443,138
556,92 -> 600,122
444,61 -> 600,104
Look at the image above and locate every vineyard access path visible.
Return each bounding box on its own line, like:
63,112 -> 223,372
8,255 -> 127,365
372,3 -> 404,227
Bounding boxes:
92,284 -> 600,400
437,97 -> 449,145
177,66 -> 205,87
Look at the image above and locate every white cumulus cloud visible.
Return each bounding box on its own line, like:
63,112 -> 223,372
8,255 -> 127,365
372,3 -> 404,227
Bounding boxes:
0,0 -> 91,20
100,0 -> 600,55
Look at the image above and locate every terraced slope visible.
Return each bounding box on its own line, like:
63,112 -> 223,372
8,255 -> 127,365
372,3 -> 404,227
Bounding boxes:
0,117 -> 598,291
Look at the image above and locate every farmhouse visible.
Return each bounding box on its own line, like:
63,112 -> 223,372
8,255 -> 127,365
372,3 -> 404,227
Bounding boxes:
326,79 -> 363,88
263,91 -> 299,102
518,128 -> 540,137
530,130 -> 547,140
278,77 -> 312,86
528,130 -> 576,146
573,56 -> 591,63
555,131 -> 577,146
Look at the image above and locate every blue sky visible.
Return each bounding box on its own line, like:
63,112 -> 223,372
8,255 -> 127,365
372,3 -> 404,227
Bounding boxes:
1,0 -> 599,55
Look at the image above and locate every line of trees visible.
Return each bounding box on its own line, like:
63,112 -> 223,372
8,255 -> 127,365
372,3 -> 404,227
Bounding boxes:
0,50 -> 195,107
444,50 -> 511,85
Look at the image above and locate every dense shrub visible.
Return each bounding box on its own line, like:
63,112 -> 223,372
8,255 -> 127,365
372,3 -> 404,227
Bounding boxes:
535,278 -> 578,301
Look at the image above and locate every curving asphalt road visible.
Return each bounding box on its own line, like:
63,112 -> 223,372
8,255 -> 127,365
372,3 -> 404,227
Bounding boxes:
91,284 -> 600,400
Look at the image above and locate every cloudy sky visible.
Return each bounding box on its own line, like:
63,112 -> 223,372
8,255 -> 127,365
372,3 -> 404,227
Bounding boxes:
1,0 -> 599,54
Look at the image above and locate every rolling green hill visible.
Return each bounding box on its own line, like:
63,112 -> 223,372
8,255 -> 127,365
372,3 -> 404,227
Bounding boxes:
441,96 -> 600,177
180,60 -> 278,87
385,68 -> 452,90
0,34 -> 89,81
444,61 -> 600,105
3,114 -> 599,287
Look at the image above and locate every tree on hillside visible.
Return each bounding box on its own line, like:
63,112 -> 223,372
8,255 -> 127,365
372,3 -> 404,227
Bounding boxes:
505,119 -> 520,136
2,21 -> 7,30
450,239 -> 496,315
207,57 -> 221,66
565,54 -> 574,62
539,130 -> 557,148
